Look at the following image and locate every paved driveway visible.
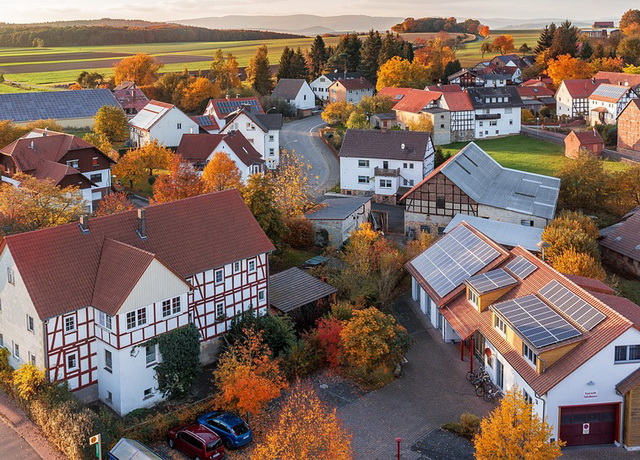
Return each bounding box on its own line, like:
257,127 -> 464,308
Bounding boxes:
280,115 -> 339,197
328,295 -> 493,459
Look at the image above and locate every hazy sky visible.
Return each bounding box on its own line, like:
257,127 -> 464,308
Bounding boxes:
3,0 -> 637,24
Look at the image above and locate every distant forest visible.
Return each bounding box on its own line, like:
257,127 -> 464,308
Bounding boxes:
0,24 -> 302,47
392,17 -> 483,35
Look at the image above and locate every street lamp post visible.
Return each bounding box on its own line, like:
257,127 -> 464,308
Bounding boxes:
266,106 -> 277,114
537,241 -> 551,261
396,437 -> 402,460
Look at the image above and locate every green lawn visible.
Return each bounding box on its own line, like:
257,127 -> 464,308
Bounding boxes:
440,136 -> 631,177
456,30 -> 541,67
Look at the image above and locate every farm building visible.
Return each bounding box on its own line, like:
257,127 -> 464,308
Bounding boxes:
0,89 -> 121,129
564,130 -> 604,158
305,195 -> 372,246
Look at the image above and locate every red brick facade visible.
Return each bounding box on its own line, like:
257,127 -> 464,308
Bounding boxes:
618,100 -> 640,155
564,130 -> 604,159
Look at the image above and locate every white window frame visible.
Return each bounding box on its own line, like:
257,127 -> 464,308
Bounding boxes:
215,269 -> 224,284
494,315 -> 507,336
522,342 -> 537,367
67,352 -> 78,370
215,302 -> 225,318
145,344 -> 157,366
358,159 -> 370,168
13,341 -> 19,359
104,349 -> 112,373
248,259 -> 256,272
162,299 -> 171,318
258,289 -> 266,302
7,267 -> 15,285
143,388 -> 154,400
28,352 -> 36,366
233,261 -> 241,273
64,316 -> 76,332
98,311 -> 113,330
26,315 -> 34,332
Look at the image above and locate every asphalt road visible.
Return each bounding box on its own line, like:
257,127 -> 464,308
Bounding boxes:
0,417 -> 40,460
280,115 -> 339,197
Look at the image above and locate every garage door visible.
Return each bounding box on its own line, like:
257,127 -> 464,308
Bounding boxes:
559,404 -> 618,446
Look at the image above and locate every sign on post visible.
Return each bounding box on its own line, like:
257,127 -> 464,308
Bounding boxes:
89,433 -> 102,459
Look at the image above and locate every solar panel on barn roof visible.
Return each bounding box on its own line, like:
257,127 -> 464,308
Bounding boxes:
466,268 -> 517,294
505,255 -> 538,280
538,280 -> 606,331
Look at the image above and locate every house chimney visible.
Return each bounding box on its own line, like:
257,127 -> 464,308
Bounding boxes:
78,215 -> 90,233
401,143 -> 406,150
225,94 -> 230,100
137,208 -> 147,239
29,140 -> 35,150
236,93 -> 240,99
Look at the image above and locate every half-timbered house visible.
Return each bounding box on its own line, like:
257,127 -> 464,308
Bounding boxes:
401,142 -> 560,236
0,191 -> 274,415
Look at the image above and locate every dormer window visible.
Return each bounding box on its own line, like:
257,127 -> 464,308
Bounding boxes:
494,315 -> 507,336
522,343 -> 537,367
67,159 -> 79,169
467,288 -> 479,307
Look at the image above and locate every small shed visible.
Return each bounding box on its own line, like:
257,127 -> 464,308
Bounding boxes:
305,195 -> 372,246
108,438 -> 163,460
370,112 -> 397,130
564,130 -> 604,158
269,267 -> 337,329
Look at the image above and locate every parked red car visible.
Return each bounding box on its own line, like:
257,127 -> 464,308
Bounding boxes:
168,423 -> 225,460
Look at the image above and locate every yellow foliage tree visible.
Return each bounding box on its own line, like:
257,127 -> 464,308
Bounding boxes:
552,248 -> 608,281
113,53 -> 164,86
490,35 -> 515,54
12,364 -> 45,400
112,140 -> 173,188
475,387 -> 564,460
376,56 -> 430,91
407,115 -> 433,132
251,384 -> 353,460
94,192 -> 135,216
152,156 -> 207,204
83,132 -> 114,157
181,77 -> 222,112
547,54 -> 593,87
201,152 -> 243,191
406,230 -> 437,260
0,173 -> 85,234
321,101 -> 356,125
345,110 -> 369,129
270,149 -> 314,218
213,328 -> 287,417
93,105 -> 129,142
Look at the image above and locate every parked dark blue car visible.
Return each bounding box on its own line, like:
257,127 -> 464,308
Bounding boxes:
196,411 -> 253,449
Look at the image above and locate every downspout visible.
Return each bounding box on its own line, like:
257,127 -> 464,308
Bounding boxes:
42,319 -> 50,382
534,391 -> 546,423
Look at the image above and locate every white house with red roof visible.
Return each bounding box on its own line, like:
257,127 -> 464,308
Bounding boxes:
203,97 -> 264,131
0,191 -> 274,415
176,132 -> 265,181
407,222 -> 640,449
327,77 -> 374,104
0,129 -> 114,212
555,79 -> 608,118
129,101 -> 199,148
220,107 -> 283,169
588,84 -> 636,126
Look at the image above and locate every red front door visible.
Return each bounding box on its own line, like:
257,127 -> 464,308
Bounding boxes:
559,404 -> 619,446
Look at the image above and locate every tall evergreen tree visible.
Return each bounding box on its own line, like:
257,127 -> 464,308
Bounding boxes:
308,35 -> 328,79
289,48 -> 310,80
360,30 -> 383,83
247,45 -> 273,95
443,59 -> 462,79
345,33 -> 362,72
402,41 -> 414,61
277,46 -> 294,80
549,20 -> 579,58
579,41 -> 594,60
379,32 -> 403,65
534,23 -> 556,55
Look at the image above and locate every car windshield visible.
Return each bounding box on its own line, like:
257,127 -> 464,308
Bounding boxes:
206,439 -> 222,451
232,422 -> 249,435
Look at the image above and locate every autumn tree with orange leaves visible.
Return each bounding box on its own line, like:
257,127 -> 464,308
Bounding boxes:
478,25 -> 490,38
94,192 -> 135,216
152,156 -> 206,204
475,387 -> 564,460
112,140 -> 173,188
113,54 -> 164,86
181,77 -> 222,112
546,54 -> 593,87
213,328 -> 287,418
251,383 -> 353,460
491,35 -> 515,55
201,152 -> 243,191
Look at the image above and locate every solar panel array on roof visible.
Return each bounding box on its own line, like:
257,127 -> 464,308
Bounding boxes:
410,225 -> 501,298
591,84 -> 629,100
466,268 -> 517,294
0,89 -> 120,123
506,255 -> 538,279
539,280 -> 606,330
216,99 -> 260,115
493,294 -> 582,348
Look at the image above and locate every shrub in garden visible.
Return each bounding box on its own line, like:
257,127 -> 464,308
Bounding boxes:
442,413 -> 481,440
12,364 -> 45,400
316,316 -> 345,369
283,216 -> 315,249
223,311 -> 297,357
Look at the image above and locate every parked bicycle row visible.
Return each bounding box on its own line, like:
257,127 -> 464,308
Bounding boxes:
466,366 -> 503,402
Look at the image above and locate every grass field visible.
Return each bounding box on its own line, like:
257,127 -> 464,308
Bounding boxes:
440,136 -> 631,176
456,30 -> 540,66
0,30 -> 534,92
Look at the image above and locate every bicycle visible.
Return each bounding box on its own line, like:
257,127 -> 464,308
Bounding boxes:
483,383 -> 503,402
466,366 -> 486,382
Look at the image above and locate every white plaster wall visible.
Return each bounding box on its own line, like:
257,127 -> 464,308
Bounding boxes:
340,157 -> 425,194
292,83 -> 316,110
310,76 -> 333,101
0,248 -> 45,369
475,107 -> 521,138
555,84 -> 574,118
204,140 -> 255,183
146,109 -> 199,147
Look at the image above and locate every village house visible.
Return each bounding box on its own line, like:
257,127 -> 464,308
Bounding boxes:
128,101 -> 199,148
438,90 -> 475,142
599,209 -> 640,278
0,89 -> 121,129
369,113 -> 397,130
220,107 -> 283,169
0,129 -> 114,213
176,132 -> 264,181
580,22 -> 619,38
555,79 -> 607,118
401,142 -> 560,236
617,99 -> 640,157
327,77 -> 374,104
112,82 -> 149,118
593,72 -> 640,96
448,69 -> 496,88
516,86 -> 556,113
271,78 -> 315,111
305,194 -> 372,246
203,97 -> 264,130
0,191 -> 274,416
564,130 -> 605,158
189,115 -> 220,134
339,129 -> 434,202
407,222 -> 640,449
466,86 -> 523,138
588,84 -> 635,125
309,71 -> 363,102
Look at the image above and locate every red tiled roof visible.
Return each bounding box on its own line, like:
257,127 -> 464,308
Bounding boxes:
440,91 -> 474,111
516,86 -> 554,98
333,77 -> 374,91
563,273 -> 614,294
522,77 -> 553,87
175,132 -> 263,167
393,90 -> 442,114
1,191 -> 275,320
432,246 -> 633,395
222,130 -> 264,166
561,79 -> 608,98
30,159 -> 94,188
206,97 -> 264,120
189,115 -> 220,132
426,84 -> 463,92
113,87 -> 149,113
600,212 -> 640,262
566,130 -> 604,146
617,367 -> 640,394
594,71 -> 640,88
591,291 -> 640,328
377,87 -> 414,106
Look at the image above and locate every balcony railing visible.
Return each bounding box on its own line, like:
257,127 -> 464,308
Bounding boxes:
374,167 -> 400,177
